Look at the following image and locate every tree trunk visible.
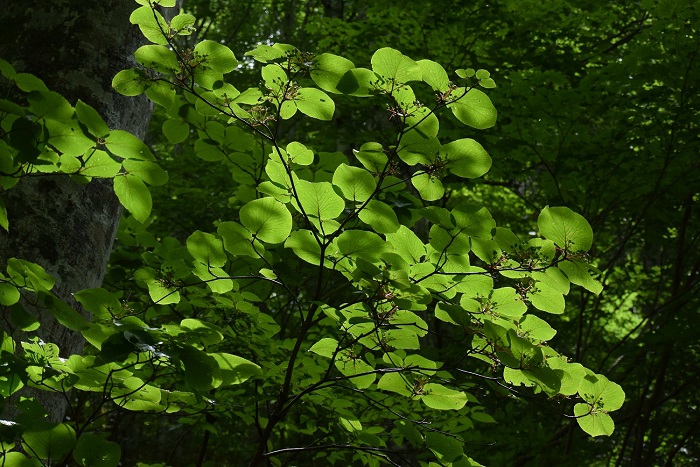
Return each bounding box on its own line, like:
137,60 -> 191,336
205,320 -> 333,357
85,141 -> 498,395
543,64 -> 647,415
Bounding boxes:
0,0 -> 176,422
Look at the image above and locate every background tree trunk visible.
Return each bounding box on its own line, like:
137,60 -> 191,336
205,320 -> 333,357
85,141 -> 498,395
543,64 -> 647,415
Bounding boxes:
0,0 -> 178,422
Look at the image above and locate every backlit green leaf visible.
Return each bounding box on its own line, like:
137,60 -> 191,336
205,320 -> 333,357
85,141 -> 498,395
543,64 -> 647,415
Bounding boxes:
448,88 -> 497,129
538,206 -> 593,252
194,40 -> 238,74
105,130 -> 155,161
371,48 -> 421,84
240,197 -> 293,244
114,174 -> 152,223
332,164 -> 376,202
442,138 -> 492,178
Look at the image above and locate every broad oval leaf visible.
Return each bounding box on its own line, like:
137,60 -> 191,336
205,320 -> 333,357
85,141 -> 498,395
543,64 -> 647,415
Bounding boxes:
194,40 -> 238,74
420,383 -> 468,410
448,88 -> 497,129
371,47 -> 421,84
538,206 -> 593,252
295,87 -> 335,121
332,164 -> 376,202
240,197 -> 293,244
442,138 -> 492,178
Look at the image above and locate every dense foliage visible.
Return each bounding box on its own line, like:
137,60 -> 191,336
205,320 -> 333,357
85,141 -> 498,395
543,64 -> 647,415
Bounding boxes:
1,0 -> 698,466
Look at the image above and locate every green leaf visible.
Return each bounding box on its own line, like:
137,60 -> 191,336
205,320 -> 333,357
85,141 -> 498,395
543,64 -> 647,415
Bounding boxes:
295,180 -> 345,228
285,230 -> 323,265
0,196 -> 8,232
112,69 -> 148,96
286,141 -> 314,165
292,87 -> 335,121
418,59 -> 450,92
73,433 -> 121,467
13,73 -> 48,92
420,383 -> 468,410
386,225 -> 426,264
145,80 -> 175,111
336,67 -> 375,96
558,259 -> 603,294
179,345 -> 221,391
170,13 -> 196,35
442,138 -> 492,178
134,44 -> 179,73
332,164 -> 376,202
357,199 -> 400,234
574,404 -> 615,437
27,90 -> 74,122
187,231 -> 227,267
309,338 -> 339,358
240,197 -> 293,244
22,422 -> 76,460
218,221 -> 259,258
244,44 -> 288,63
528,285 -> 565,314
426,432 -> 464,463
45,119 -> 95,157
447,88 -> 497,129
335,230 -> 387,263
212,352 -> 262,385
0,281 -> 20,305
518,314 -> 557,342
114,174 -> 152,223
0,57 -> 16,78
41,292 -> 90,331
135,0 -> 177,6
311,53 -> 356,94
123,159 -> 168,186
413,173 -> 444,201
371,48 -> 422,84
129,6 -> 169,45
194,40 -> 238,74
80,151 -> 121,178
451,203 -> 495,237
335,357 -> 376,389
162,119 -> 189,144
105,130 -> 155,161
397,130 -> 440,166
538,206 -> 593,252
8,259 -> 55,291
1,453 -> 42,467
578,373 -> 625,412
75,100 -> 110,138
74,288 -> 121,320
